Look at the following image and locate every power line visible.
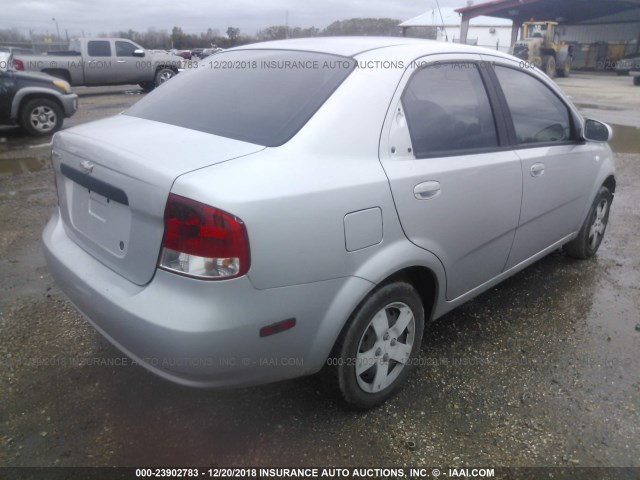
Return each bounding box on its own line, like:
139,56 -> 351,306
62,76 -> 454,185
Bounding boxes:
434,0 -> 448,41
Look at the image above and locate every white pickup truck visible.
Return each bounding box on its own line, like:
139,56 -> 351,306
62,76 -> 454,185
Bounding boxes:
13,38 -> 184,91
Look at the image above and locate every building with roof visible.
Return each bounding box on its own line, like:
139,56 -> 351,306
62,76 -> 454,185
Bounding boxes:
399,11 -> 513,52
401,0 -> 640,69
456,0 -> 640,68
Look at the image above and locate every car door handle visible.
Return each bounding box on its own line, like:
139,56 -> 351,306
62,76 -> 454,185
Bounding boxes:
530,163 -> 545,177
117,60 -> 126,63
414,181 -> 441,200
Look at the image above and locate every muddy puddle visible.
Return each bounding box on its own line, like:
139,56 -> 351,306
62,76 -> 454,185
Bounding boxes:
609,124 -> 640,153
0,155 -> 51,176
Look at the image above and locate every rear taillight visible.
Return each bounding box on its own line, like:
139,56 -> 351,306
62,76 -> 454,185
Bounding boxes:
13,59 -> 24,70
159,194 -> 250,280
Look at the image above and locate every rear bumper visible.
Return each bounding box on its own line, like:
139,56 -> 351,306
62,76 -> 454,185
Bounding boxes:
43,209 -> 372,388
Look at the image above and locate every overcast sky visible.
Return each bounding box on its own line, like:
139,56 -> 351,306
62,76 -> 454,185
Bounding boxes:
0,0 -> 490,37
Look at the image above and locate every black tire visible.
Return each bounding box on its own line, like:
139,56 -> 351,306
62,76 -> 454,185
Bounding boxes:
139,81 -> 155,92
564,186 -> 612,259
19,98 -> 63,137
323,282 -> 425,409
634,76 -> 640,86
155,68 -> 175,87
543,56 -> 556,78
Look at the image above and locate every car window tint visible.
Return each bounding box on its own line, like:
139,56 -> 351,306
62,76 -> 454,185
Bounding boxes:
494,66 -> 571,144
125,50 -> 355,147
116,41 -> 137,57
401,63 -> 498,157
88,41 -> 111,57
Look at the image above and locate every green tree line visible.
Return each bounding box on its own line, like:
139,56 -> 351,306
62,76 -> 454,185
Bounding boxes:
2,18 -> 413,51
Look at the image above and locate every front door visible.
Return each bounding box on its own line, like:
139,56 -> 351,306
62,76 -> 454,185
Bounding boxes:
490,63 -> 601,268
0,71 -> 16,123
114,40 -> 147,84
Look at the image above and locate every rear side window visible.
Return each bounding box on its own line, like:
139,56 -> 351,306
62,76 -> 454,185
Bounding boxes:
494,66 -> 571,144
88,41 -> 111,57
125,50 -> 356,147
402,62 -> 498,157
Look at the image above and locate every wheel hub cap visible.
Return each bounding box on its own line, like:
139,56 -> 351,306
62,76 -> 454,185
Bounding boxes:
355,302 -> 416,393
29,106 -> 56,132
588,198 -> 608,250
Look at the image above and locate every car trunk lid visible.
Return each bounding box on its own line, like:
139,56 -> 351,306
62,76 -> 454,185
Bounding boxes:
52,115 -> 264,285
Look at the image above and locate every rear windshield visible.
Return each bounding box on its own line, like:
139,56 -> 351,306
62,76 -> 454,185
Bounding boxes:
125,50 -> 356,147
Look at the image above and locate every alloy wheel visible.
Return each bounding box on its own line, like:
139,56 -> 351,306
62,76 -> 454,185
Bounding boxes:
588,198 -> 609,250
29,106 -> 58,133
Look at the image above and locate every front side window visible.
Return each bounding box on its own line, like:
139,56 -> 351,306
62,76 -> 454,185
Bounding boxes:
402,63 -> 498,157
87,41 -> 111,57
494,66 -> 572,145
115,41 -> 137,57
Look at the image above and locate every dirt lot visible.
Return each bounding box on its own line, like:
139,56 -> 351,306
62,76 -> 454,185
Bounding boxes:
1,76 -> 639,473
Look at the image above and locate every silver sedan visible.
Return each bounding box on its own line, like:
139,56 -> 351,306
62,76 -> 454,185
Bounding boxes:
43,37 -> 615,409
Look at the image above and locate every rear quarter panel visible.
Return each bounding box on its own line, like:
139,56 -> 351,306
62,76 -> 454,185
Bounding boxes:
170,59 -> 419,290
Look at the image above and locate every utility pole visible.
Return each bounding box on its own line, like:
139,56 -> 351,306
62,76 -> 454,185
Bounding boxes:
52,17 -> 60,41
285,10 -> 290,39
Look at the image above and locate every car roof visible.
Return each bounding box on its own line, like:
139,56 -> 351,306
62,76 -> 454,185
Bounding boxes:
233,36 -> 515,60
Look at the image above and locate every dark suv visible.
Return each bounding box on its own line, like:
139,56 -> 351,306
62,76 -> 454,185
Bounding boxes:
0,52 -> 78,136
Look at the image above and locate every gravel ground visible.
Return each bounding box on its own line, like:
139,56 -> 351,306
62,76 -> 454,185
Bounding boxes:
0,82 -> 639,474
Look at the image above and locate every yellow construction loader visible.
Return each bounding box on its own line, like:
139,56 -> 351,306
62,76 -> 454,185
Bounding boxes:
512,21 -> 573,78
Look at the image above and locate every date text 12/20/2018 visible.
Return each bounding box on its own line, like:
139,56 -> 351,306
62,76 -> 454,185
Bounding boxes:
135,467 -> 496,478
135,468 -> 408,478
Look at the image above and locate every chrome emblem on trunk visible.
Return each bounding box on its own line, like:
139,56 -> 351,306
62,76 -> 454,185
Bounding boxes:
80,160 -> 94,174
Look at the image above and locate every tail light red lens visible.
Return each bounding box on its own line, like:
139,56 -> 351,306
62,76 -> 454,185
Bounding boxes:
159,194 -> 250,280
13,59 -> 24,71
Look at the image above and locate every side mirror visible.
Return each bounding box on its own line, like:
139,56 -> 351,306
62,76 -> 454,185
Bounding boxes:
583,119 -> 612,143
133,49 -> 145,58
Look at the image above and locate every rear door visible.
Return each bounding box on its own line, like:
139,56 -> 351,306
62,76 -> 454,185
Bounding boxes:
379,55 -> 523,300
84,40 -> 113,85
489,61 -> 601,268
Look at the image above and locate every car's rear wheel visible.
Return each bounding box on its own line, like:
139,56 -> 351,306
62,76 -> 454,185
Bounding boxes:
155,68 -> 175,87
564,186 -> 612,259
19,98 -> 63,137
324,282 -> 424,409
